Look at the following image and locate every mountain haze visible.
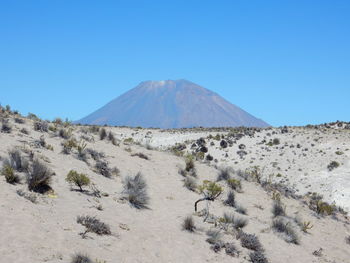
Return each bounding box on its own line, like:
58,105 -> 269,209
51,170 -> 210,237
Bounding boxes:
77,80 -> 269,128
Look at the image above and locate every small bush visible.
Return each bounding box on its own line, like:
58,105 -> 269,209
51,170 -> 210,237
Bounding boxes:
224,243 -> 238,257
217,167 -> 231,181
249,251 -> 269,263
221,212 -> 235,225
224,190 -> 236,207
26,159 -> 53,193
327,161 -> 340,171
71,253 -> 93,263
301,221 -> 313,233
76,140 -> 88,162
99,128 -> 107,140
59,128 -> 71,139
86,148 -> 104,161
8,149 -> 29,172
1,164 -> 20,184
1,120 -> 12,133
227,178 -> 242,192
34,121 -> 48,132
316,201 -> 335,215
240,232 -> 262,251
198,181 -> 223,199
185,155 -> 194,172
183,176 -> 197,191
272,218 -> 299,244
66,170 -> 90,191
122,172 -> 149,209
233,216 -> 248,229
14,117 -> 25,124
95,161 -> 112,178
272,201 -> 286,217
182,216 -> 196,232
20,128 -> 29,134
108,131 -> 117,145
77,215 -> 111,237
62,139 -> 78,154
236,204 -> 247,215
206,229 -> 222,244
131,152 -> 149,160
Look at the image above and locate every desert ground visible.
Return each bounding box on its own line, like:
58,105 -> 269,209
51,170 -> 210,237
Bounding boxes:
0,108 -> 349,263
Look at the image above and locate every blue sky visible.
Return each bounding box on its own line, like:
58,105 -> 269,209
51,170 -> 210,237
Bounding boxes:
1,0 -> 349,126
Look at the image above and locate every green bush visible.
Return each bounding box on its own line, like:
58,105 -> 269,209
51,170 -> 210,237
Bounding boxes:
66,170 -> 91,191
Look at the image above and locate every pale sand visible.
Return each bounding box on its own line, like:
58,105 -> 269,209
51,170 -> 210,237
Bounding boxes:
0,118 -> 349,263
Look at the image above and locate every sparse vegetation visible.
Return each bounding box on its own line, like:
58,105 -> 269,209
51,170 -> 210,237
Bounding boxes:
301,221 -> 313,233
216,167 -> 231,181
77,215 -> 111,238
183,176 -> 197,191
272,217 -> 299,244
249,251 -> 269,263
272,201 -> 286,217
239,232 -> 263,251
71,253 -> 93,263
195,180 -> 223,212
66,170 -> 91,191
185,155 -> 194,172
206,229 -> 222,244
236,204 -> 247,215
99,128 -> 107,140
224,190 -> 236,207
122,172 -> 149,209
59,128 -> 71,139
182,216 -> 196,232
7,149 -> 29,172
26,159 -> 53,193
20,127 -> 29,134
1,164 -> 20,184
1,120 -> 12,133
327,161 -> 340,171
34,121 -> 48,132
227,178 -> 242,192
131,152 -> 149,160
95,161 -> 113,178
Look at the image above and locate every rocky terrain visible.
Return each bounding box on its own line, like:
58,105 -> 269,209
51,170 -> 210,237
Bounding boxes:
0,106 -> 349,263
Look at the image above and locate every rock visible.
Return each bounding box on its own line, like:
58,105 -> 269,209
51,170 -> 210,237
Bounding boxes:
238,144 -> 246,150
200,146 -> 208,153
237,150 -> 247,158
206,154 -> 213,161
220,140 -> 228,148
196,137 -> 206,147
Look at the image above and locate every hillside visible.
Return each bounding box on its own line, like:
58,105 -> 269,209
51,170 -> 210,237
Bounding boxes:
0,109 -> 349,263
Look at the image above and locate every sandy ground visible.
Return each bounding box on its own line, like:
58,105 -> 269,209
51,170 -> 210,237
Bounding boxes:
0,115 -> 349,263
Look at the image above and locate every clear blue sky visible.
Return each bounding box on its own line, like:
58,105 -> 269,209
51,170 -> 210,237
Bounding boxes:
1,0 -> 349,126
